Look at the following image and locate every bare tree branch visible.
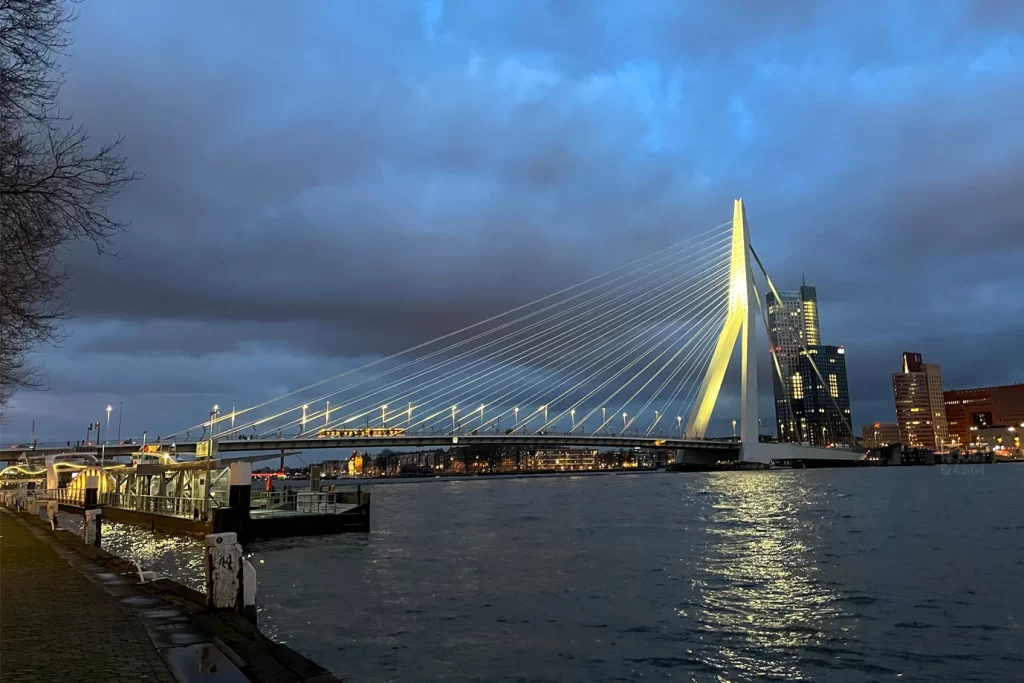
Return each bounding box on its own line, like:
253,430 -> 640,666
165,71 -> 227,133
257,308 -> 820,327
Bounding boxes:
1,0 -> 136,411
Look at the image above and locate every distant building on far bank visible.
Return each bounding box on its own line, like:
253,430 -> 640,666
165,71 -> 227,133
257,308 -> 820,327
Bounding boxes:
794,344 -> 852,447
892,352 -> 949,450
862,422 -> 900,449
766,284 -> 821,442
943,383 -> 1024,449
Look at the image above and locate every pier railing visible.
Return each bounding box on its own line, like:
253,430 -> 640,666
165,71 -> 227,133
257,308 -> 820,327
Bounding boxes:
250,489 -> 367,517
100,492 -> 211,519
36,488 -> 85,506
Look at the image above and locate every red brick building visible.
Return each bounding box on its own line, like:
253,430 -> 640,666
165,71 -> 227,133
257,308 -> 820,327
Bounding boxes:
943,383 -> 1024,448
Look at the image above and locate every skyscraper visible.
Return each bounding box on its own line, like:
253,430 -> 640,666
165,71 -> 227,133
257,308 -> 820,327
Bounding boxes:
892,352 -> 949,450
793,345 -> 852,446
766,283 -> 821,441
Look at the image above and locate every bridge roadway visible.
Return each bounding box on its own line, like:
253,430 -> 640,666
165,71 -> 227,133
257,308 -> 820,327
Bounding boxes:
24,434 -> 741,459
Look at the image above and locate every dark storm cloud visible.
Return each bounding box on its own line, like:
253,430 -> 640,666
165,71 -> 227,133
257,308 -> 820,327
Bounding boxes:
4,0 -> 1024,441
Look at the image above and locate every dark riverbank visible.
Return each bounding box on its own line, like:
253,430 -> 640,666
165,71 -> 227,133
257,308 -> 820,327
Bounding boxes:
0,507 -> 341,683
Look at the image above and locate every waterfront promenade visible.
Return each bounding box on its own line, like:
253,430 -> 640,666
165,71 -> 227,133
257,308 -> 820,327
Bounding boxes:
0,511 -> 175,683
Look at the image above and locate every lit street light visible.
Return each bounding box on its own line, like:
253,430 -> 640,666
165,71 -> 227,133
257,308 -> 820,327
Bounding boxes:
105,405 -> 112,439
542,405 -> 548,427
325,400 -> 330,425
513,406 -> 519,432
677,416 -> 682,438
622,412 -> 628,431
602,407 -> 606,433
451,405 -> 458,433
570,409 -> 576,431
206,404 -> 219,518
301,404 -> 308,431
479,404 -> 485,428
732,419 -> 737,438
382,404 -> 388,428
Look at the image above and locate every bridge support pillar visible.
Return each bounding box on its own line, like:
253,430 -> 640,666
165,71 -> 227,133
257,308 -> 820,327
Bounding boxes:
684,199 -> 769,464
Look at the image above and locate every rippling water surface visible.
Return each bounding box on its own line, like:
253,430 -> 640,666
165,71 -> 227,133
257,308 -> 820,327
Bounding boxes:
100,467 -> 1024,681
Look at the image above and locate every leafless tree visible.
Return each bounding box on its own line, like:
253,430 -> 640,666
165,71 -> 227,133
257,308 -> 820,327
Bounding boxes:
1,0 -> 136,410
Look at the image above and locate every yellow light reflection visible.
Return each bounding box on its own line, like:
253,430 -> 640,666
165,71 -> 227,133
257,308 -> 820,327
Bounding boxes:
689,472 -> 842,680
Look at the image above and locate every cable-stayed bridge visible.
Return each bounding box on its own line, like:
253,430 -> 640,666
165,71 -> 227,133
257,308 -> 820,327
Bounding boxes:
43,200 -> 862,466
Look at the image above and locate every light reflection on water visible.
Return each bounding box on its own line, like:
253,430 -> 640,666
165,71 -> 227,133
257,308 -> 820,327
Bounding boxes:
48,468 -> 1024,682
248,468 -> 1024,683
691,473 -> 844,679
54,510 -> 205,591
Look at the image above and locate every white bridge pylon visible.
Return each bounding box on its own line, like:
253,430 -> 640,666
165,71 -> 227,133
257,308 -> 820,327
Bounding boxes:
685,198 -> 767,463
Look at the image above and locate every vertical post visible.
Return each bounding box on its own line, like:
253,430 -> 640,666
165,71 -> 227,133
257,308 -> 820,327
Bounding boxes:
46,499 -> 59,529
204,532 -> 245,612
84,509 -> 102,547
228,461 -> 252,542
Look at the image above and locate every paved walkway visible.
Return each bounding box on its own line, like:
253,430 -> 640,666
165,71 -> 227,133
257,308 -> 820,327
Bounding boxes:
0,511 -> 176,683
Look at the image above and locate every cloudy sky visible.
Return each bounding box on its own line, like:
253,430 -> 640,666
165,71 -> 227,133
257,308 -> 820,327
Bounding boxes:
4,0 -> 1023,444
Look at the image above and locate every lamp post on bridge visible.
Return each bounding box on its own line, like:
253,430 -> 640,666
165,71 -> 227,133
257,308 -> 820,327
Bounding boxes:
677,416 -> 682,439
451,405 -> 457,434
513,407 -> 519,433
479,404 -> 485,430
622,412 -> 628,433
301,404 -> 308,433
541,405 -> 548,433
732,419 -> 737,439
381,405 -> 388,428
654,410 -> 659,434
325,401 -> 330,426
570,409 -> 576,432
602,408 -> 607,434
102,405 -> 112,461
206,405 -> 219,518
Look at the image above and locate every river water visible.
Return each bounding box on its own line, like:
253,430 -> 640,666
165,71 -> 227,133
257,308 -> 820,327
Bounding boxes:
106,467 -> 1024,681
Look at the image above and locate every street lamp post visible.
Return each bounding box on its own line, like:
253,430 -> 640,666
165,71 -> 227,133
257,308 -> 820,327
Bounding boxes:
677,416 -> 682,438
206,405 -> 219,518
622,412 -> 628,432
654,410 -> 659,433
570,409 -> 576,432
325,401 -> 330,425
451,405 -> 457,434
513,407 -> 519,432
103,405 -> 112,460
732,419 -> 737,439
301,404 -> 308,432
479,404 -> 485,429
382,405 -> 388,428
602,407 -> 607,433
407,402 -> 413,429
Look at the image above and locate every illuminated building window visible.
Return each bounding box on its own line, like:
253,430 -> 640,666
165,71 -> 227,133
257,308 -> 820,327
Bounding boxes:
792,374 -> 804,399
829,374 -> 839,398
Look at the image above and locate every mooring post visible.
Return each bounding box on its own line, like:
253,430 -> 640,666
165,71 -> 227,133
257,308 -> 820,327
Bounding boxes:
46,499 -> 59,529
204,531 -> 256,623
84,508 -> 102,547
